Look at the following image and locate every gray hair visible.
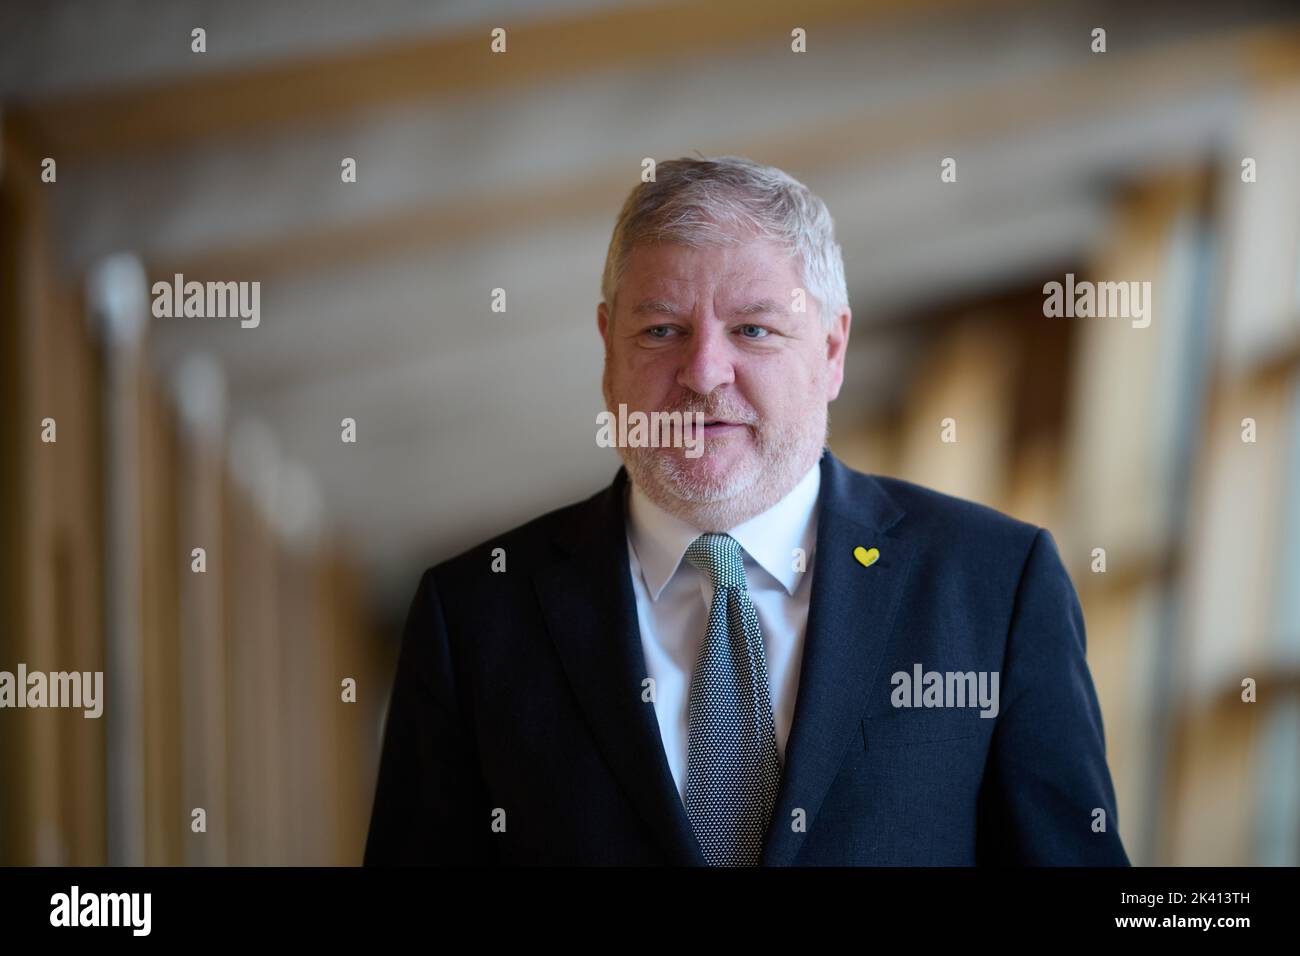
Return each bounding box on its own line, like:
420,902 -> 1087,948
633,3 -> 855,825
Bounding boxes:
600,155 -> 848,327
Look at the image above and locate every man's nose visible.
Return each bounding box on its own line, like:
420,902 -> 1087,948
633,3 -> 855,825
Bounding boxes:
676,323 -> 735,395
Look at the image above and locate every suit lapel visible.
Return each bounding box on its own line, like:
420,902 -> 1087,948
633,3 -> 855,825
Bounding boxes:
533,468 -> 706,865
760,451 -> 917,865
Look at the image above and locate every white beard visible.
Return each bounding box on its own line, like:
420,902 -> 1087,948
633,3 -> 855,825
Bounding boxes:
617,405 -> 828,532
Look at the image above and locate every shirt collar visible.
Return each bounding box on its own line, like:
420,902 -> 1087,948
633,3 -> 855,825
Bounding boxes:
626,458 -> 821,600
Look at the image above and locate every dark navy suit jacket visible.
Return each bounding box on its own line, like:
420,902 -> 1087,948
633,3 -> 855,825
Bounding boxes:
365,449 -> 1130,865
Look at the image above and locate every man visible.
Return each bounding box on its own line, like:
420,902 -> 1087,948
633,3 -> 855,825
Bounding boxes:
364,156 -> 1130,866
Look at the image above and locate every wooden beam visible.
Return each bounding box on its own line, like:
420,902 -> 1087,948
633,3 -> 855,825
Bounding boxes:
148,24 -> 1294,284
10,0 -> 989,160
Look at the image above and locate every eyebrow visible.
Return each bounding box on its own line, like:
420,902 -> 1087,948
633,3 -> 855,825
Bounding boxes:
630,298 -> 682,316
628,297 -> 787,317
732,298 -> 785,316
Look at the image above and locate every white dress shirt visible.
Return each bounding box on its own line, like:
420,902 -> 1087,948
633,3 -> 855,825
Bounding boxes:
624,460 -> 821,805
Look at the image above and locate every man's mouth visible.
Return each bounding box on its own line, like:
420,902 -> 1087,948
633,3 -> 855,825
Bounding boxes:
700,419 -> 748,434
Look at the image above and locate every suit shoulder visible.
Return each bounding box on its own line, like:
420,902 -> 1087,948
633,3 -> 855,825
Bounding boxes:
422,479 -> 611,588
864,472 -> 1042,548
850,471 -> 1065,604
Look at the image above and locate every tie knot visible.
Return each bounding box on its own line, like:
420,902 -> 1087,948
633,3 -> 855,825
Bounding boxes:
684,533 -> 747,590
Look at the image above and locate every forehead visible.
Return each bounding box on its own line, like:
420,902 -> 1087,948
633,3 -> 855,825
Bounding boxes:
619,239 -> 800,297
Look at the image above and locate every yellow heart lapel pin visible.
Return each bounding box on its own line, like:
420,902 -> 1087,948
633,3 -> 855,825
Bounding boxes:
853,546 -> 880,568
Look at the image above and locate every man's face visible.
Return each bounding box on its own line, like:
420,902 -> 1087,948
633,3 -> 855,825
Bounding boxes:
598,233 -> 851,530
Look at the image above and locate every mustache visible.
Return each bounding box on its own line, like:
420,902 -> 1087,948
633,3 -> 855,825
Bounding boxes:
656,394 -> 759,424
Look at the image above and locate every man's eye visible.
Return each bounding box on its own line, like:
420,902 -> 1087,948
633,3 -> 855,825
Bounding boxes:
738,324 -> 770,339
645,326 -> 675,339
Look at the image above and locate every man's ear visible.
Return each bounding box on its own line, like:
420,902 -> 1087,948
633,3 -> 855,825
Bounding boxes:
824,306 -> 851,402
597,300 -> 610,345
